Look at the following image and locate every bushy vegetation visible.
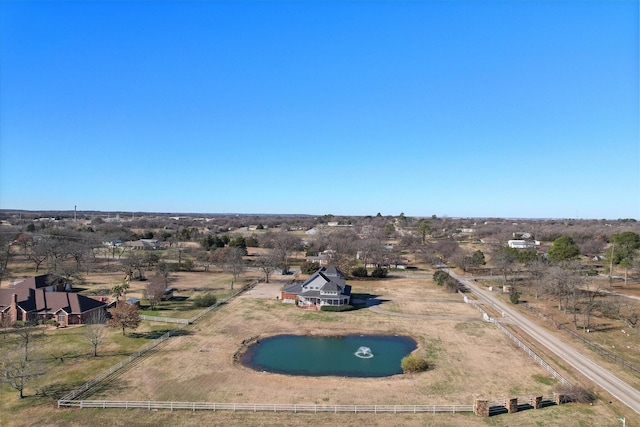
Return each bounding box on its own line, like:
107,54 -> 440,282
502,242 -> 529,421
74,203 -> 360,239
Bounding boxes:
351,266 -> 368,277
400,353 -> 429,373
371,267 -> 388,278
433,270 -> 449,286
300,261 -> 321,274
553,384 -> 596,404
320,304 -> 354,312
509,288 -> 521,304
192,293 -> 217,308
433,270 -> 460,293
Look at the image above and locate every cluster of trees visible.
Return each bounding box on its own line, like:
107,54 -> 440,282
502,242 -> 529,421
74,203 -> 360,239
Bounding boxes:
432,270 -> 461,293
1,211 -> 638,332
491,232 -> 640,331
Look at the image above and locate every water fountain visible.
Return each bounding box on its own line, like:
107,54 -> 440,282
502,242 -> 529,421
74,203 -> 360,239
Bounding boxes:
241,335 -> 415,377
354,346 -> 374,359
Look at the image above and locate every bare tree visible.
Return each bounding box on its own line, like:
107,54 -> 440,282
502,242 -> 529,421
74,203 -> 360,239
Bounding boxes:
122,252 -> 145,279
84,311 -> 108,356
263,231 -> 301,274
357,237 -> 386,269
544,265 -> 570,312
523,259 -> 547,300
580,282 -> 604,332
325,230 -> 359,273
0,230 -> 18,286
155,261 -> 173,287
254,253 -> 277,283
451,249 -> 474,273
142,252 -> 160,269
579,239 -> 606,257
1,351 -> 43,398
491,246 -> 517,285
211,247 -> 246,288
26,238 -> 49,273
616,299 -> 639,329
13,322 -> 41,362
145,275 -> 166,310
1,316 -> 11,339
107,302 -> 141,335
544,263 -> 583,316
431,239 -> 460,265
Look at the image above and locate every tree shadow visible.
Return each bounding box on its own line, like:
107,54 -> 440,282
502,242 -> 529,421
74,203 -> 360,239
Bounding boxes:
127,329 -> 191,339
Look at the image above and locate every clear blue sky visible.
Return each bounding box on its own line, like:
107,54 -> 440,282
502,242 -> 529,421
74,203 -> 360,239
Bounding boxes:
1,1 -> 638,219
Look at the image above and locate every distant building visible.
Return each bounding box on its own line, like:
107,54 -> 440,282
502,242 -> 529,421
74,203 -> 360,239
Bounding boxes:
508,240 -> 539,249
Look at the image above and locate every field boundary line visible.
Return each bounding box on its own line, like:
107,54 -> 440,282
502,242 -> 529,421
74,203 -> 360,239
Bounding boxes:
57,281 -> 258,404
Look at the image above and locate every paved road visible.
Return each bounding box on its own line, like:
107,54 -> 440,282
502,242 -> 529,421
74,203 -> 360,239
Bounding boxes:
447,269 -> 640,414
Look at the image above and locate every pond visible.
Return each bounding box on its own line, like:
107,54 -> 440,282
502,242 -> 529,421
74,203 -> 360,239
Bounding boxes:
240,334 -> 417,377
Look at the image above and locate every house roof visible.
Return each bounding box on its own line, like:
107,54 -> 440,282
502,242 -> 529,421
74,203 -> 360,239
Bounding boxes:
0,275 -> 53,306
18,289 -> 105,315
283,266 -> 351,298
0,275 -> 106,316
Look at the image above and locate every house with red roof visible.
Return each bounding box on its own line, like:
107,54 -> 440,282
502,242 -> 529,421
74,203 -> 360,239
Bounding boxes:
0,275 -> 107,327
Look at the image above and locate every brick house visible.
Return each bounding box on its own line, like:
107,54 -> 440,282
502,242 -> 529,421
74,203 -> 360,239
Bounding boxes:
0,275 -> 107,327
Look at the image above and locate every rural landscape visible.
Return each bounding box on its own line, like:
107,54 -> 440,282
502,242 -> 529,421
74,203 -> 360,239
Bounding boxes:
1,0 -> 637,426
1,210 -> 639,426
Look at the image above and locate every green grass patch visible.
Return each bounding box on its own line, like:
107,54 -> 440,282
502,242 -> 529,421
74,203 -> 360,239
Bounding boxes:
423,337 -> 444,362
298,311 -> 340,322
532,373 -> 557,386
454,322 -> 488,337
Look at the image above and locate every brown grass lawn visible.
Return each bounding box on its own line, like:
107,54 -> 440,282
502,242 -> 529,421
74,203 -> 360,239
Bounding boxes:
1,270 -> 637,427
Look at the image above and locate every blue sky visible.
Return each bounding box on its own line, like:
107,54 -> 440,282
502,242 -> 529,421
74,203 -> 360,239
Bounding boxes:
0,1 -> 638,219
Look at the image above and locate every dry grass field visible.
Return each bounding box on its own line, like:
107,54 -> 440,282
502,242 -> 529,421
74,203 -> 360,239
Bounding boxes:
2,267 -> 638,426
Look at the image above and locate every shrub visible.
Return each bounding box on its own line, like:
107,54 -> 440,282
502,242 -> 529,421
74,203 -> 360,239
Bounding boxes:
320,305 -> 355,312
300,261 -> 321,275
401,354 -> 429,373
433,270 -> 449,286
192,293 -> 217,308
351,266 -> 368,277
553,384 -> 596,403
509,288 -> 521,304
371,267 -> 388,278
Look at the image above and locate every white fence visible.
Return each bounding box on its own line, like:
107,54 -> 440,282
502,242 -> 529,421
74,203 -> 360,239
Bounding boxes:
57,400 -> 474,414
139,314 -> 189,324
460,291 -> 572,386
57,281 -> 258,403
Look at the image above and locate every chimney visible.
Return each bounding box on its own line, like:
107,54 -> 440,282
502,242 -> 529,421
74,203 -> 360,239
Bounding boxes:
10,293 -> 18,323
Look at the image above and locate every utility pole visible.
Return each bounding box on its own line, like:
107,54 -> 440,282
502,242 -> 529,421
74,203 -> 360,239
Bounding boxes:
609,242 -> 615,288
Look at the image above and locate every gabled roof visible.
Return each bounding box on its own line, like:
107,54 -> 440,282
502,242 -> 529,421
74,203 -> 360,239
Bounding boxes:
16,288 -> 105,315
322,265 -> 344,278
0,275 -> 106,316
282,266 -> 351,299
300,266 -> 351,296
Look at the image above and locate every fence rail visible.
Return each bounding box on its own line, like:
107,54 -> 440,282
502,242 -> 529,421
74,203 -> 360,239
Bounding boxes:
57,281 -> 258,404
57,400 -> 474,414
460,292 -> 572,386
521,303 -> 640,376
139,315 -> 189,324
